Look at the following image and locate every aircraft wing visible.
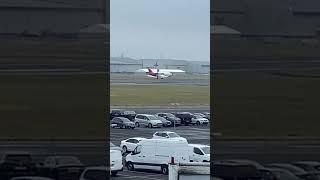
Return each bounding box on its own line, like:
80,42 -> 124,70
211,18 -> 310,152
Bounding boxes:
158,69 -> 185,73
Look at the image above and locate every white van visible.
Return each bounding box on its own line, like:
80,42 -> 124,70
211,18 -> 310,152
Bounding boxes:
110,150 -> 123,176
125,138 -> 191,174
188,144 -> 210,162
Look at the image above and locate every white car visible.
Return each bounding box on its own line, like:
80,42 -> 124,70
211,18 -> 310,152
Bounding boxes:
120,137 -> 146,153
188,144 -> 210,162
79,166 -> 108,180
110,150 -> 123,176
191,115 -> 209,125
134,114 -> 163,128
152,131 -> 187,141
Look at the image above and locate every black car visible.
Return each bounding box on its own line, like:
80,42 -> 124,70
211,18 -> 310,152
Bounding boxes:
213,161 -> 262,180
0,151 -> 38,180
171,112 -> 193,125
265,163 -> 320,180
155,113 -> 181,126
110,109 -> 136,121
111,117 -> 135,129
39,156 -> 84,180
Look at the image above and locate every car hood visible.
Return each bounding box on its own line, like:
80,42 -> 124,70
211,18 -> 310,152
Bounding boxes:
151,120 -> 163,123
124,122 -> 134,125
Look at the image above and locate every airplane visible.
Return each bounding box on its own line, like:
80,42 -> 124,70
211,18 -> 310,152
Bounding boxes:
136,62 -> 185,79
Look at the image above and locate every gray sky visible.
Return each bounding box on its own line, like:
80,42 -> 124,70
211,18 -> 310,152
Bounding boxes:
110,0 -> 210,61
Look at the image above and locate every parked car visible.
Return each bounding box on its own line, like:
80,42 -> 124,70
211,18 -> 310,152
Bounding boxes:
259,167 -> 302,180
126,138 -> 191,174
10,177 -> 54,180
157,116 -> 172,127
193,113 -> 207,118
40,156 -> 84,180
292,161 -> 320,173
155,113 -> 181,126
79,166 -> 108,180
265,163 -> 320,180
0,151 -> 38,179
202,112 -> 210,120
110,150 -> 123,176
134,114 -> 163,128
213,161 -> 262,180
171,112 -> 193,125
188,144 -> 210,162
191,114 -> 209,125
152,131 -> 186,141
111,117 -> 135,129
221,159 -> 265,169
110,109 -> 137,121
120,137 -> 146,154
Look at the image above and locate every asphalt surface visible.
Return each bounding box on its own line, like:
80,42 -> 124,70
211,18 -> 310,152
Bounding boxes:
214,59 -> 320,71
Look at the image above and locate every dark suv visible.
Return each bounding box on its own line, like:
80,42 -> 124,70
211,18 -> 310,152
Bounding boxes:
171,112 -> 193,125
0,151 -> 38,179
213,161 -> 263,180
110,109 -> 137,121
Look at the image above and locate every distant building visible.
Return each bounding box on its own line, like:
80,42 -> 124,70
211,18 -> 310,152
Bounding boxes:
110,57 -> 210,74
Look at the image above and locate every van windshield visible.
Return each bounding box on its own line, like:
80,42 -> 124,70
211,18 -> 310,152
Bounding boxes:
168,133 -> 180,138
201,146 -> 210,154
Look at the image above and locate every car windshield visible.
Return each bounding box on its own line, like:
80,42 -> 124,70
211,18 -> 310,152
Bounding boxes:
121,118 -> 131,122
194,115 -> 203,119
124,111 -> 135,115
56,157 -> 82,165
147,115 -> 158,120
5,155 -> 32,163
201,146 -> 210,154
166,114 -> 176,118
158,117 -> 166,121
168,132 -> 180,138
272,169 -> 301,180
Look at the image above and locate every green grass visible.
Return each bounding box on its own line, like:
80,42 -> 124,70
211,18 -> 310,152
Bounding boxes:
110,84 -> 210,106
0,74 -> 107,139
214,71 -> 320,136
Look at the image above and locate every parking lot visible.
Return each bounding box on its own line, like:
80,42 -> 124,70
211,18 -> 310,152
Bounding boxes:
110,109 -> 210,180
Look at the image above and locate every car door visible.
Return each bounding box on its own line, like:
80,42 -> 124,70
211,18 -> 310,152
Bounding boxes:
125,139 -> 136,151
193,147 -> 204,162
142,116 -> 149,126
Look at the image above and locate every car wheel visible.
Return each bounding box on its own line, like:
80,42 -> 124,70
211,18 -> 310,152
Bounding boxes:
161,165 -> 169,175
131,127 -> 135,129
111,171 -> 118,176
122,146 -> 127,153
148,123 -> 152,128
135,122 -> 140,127
121,124 -> 126,129
127,162 -> 134,171
197,121 -> 200,126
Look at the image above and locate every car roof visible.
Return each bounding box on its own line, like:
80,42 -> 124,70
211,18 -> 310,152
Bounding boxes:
292,161 -> 320,166
154,131 -> 176,134
84,166 -> 108,171
11,177 -> 54,180
188,144 -> 210,148
127,137 -> 146,140
136,114 -> 153,116
2,151 -> 31,155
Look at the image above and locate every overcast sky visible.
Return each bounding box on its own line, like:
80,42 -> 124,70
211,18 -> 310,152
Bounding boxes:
110,0 -> 210,61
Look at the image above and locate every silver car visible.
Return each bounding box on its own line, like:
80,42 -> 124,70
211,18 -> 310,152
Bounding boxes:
134,114 -> 163,128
